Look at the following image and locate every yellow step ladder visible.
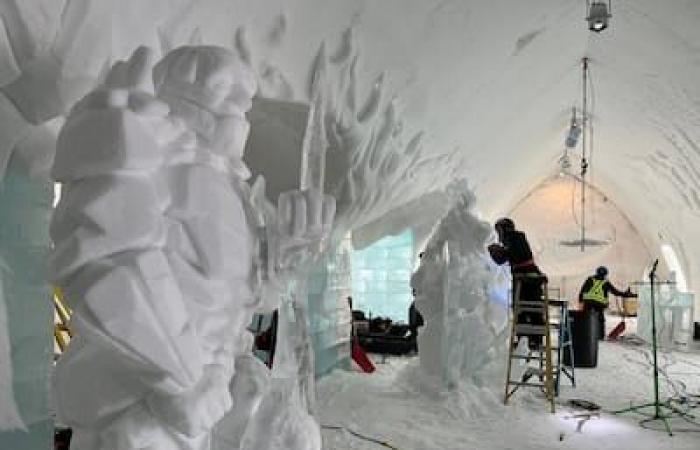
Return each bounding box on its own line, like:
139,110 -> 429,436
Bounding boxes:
53,287 -> 73,355
503,273 -> 555,413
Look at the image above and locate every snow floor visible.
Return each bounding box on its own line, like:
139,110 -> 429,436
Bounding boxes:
317,332 -> 700,449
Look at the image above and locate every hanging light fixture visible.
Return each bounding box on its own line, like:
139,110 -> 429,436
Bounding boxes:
565,107 -> 581,149
586,1 -> 612,33
558,151 -> 571,177
558,57 -> 611,251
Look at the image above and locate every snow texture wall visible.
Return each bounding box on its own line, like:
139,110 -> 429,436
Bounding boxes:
0,1 -> 699,299
2,0 -> 700,444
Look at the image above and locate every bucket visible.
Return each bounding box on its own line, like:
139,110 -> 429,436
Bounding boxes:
623,298 -> 638,316
563,309 -> 599,368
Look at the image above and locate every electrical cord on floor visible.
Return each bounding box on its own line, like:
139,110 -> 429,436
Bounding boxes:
617,339 -> 700,432
321,424 -> 399,449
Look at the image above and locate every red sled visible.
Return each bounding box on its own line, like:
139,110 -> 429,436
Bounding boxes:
608,298 -> 627,340
607,319 -> 626,340
351,336 -> 375,373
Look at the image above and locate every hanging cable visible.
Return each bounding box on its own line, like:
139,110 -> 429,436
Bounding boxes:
571,173 -> 580,227
615,339 -> 700,432
580,57 -> 589,252
587,61 -> 597,226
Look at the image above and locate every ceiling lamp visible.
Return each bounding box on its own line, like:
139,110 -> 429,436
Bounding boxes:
559,237 -> 610,248
586,1 -> 612,33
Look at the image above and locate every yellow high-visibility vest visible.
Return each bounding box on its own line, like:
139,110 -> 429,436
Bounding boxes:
583,278 -> 607,305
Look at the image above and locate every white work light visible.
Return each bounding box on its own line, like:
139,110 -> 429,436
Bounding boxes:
565,108 -> 581,149
586,1 -> 611,33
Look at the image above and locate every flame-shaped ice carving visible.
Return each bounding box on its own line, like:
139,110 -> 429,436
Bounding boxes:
311,28 -> 461,240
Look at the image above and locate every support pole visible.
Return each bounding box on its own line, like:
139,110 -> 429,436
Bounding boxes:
580,57 -> 588,252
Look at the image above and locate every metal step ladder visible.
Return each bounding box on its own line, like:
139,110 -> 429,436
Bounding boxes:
504,273 -> 555,413
548,293 -> 576,396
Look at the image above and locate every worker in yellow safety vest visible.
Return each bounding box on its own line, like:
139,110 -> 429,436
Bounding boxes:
578,266 -> 637,340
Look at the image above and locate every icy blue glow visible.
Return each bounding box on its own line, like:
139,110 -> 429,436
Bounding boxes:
352,229 -> 414,322
307,238 -> 352,377
0,172 -> 53,449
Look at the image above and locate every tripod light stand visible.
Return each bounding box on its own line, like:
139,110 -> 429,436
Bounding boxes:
613,259 -> 694,435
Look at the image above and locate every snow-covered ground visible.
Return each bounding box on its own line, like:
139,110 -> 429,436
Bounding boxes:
318,330 -> 700,449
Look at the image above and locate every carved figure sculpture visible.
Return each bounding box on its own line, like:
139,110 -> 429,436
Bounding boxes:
51,45 -> 333,450
411,185 -> 509,399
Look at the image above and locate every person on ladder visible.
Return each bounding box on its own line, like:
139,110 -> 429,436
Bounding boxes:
487,217 -> 546,351
578,266 -> 637,340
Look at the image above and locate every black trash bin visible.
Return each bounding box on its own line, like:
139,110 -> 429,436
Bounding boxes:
563,309 -> 599,368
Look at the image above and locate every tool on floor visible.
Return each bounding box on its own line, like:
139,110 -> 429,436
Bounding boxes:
349,297 -> 375,373
607,296 -> 626,340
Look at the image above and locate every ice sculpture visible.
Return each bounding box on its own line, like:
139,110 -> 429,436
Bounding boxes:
0,259 -> 25,432
411,184 -> 509,400
352,230 -> 414,321
0,4 -> 68,441
637,281 -> 695,348
51,45 -> 333,450
234,24 -> 464,382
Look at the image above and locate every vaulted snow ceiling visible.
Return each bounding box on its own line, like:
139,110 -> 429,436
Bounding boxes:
2,0 -> 700,289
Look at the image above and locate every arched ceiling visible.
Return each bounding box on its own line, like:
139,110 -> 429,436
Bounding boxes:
3,0 -> 700,292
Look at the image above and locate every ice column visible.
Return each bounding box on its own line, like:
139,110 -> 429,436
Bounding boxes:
0,93 -> 54,448
307,235 -> 352,378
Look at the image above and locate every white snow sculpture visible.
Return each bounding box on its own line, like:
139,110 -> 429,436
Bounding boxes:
411,183 -> 509,399
235,25 -> 461,241
51,45 -> 333,450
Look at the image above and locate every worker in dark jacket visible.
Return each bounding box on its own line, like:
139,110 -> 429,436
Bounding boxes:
408,292 -> 424,353
579,266 -> 637,340
488,217 -> 546,350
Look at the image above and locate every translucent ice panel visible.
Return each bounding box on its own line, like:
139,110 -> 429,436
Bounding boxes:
0,171 -> 53,449
637,284 -> 694,348
351,229 -> 414,322
307,238 -> 352,377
